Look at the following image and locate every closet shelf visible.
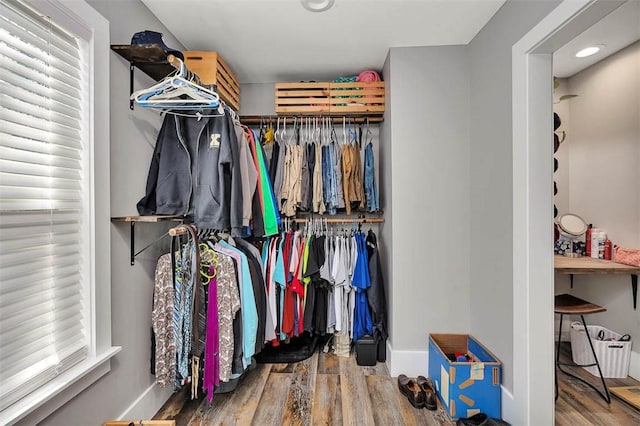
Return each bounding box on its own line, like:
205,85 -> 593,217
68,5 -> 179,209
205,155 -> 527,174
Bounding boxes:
111,44 -> 179,110
111,215 -> 185,223
111,215 -> 185,265
111,44 -> 176,81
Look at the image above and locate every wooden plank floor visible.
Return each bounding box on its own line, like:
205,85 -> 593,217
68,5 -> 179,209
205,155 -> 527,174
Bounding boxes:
154,344 -> 640,425
154,350 -> 455,426
555,342 -> 640,426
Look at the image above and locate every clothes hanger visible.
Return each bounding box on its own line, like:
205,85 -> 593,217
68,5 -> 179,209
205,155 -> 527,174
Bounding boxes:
132,57 -> 220,110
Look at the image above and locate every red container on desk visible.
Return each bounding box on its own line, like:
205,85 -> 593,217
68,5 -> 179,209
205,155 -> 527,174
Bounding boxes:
604,239 -> 612,260
585,224 -> 592,257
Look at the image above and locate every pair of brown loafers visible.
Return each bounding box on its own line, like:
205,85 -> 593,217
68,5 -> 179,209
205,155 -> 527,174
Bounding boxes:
397,374 -> 437,410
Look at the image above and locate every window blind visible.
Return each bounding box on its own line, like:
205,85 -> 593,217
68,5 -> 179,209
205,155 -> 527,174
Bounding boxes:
0,0 -> 88,412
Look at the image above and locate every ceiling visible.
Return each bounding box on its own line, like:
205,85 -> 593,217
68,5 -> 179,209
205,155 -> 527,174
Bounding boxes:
553,0 -> 640,78
141,0 -> 506,84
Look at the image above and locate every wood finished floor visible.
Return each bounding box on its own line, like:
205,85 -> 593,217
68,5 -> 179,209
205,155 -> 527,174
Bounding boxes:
153,343 -> 640,425
555,342 -> 640,426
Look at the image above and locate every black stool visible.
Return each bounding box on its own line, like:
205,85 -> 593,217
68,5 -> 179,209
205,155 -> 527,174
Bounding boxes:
555,293 -> 610,403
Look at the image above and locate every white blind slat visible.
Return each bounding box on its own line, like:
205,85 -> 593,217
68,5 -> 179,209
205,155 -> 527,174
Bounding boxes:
0,58 -> 81,108
0,210 -> 79,226
0,145 -> 81,170
0,2 -> 80,60
1,65 -> 82,113
0,104 -> 82,141
0,24 -> 81,74
0,172 -> 81,191
2,91 -> 82,131
0,83 -> 82,125
0,0 -> 88,412
1,233 -> 80,254
0,132 -> 81,161
0,159 -> 82,181
0,272 -> 79,307
0,243 -> 80,269
1,252 -> 81,281
1,119 -> 82,150
0,44 -> 81,93
0,31 -> 82,83
2,263 -> 80,294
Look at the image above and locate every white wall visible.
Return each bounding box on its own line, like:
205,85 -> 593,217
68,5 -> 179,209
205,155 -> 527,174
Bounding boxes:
380,52 -> 394,364
555,41 -> 640,379
239,83 -> 275,116
384,46 -> 471,376
33,1 -> 184,424
468,0 -> 561,394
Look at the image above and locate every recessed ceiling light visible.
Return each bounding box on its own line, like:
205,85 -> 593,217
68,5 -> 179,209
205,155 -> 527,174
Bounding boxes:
575,45 -> 604,58
300,0 -> 335,13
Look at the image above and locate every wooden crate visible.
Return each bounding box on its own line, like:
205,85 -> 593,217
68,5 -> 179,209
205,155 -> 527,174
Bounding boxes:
275,82 -> 331,114
275,81 -> 384,116
183,51 -> 240,111
329,81 -> 385,115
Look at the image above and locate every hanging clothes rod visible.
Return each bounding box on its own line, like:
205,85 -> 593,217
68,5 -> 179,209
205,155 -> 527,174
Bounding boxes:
167,217 -> 384,236
292,217 -> 384,224
240,115 -> 383,125
166,54 -> 182,70
169,225 -> 190,236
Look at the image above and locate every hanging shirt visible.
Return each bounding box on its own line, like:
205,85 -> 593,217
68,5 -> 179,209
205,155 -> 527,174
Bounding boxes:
313,141 -> 326,214
234,124 -> 258,228
273,234 -> 287,340
273,141 -> 286,210
203,276 -> 219,401
364,142 -> 379,212
209,250 -> 240,383
332,236 -> 348,332
246,129 -> 280,236
332,142 -> 345,209
215,241 -> 258,369
152,253 -> 175,387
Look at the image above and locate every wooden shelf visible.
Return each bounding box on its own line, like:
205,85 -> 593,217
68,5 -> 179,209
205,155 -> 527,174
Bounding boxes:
111,44 -> 176,81
555,255 -> 639,310
111,215 -> 185,264
111,215 -> 184,223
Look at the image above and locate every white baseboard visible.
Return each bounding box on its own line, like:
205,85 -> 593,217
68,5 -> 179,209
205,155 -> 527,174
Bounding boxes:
118,382 -> 173,421
500,385 -> 516,424
385,340 -> 429,378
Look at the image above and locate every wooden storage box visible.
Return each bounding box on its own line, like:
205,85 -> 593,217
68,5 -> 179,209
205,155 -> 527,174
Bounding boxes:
183,51 -> 240,111
275,81 -> 384,116
428,334 -> 502,420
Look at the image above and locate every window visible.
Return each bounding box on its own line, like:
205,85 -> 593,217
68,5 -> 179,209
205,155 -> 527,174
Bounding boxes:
0,0 -> 116,422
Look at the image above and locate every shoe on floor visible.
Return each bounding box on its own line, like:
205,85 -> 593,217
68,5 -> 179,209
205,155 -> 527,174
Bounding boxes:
416,375 -> 437,410
456,413 -> 512,426
397,374 -> 425,408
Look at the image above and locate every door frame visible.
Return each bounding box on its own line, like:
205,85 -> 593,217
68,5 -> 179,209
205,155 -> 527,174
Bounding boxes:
511,0 -> 625,424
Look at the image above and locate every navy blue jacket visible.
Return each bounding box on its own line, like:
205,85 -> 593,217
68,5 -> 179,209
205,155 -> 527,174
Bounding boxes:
137,110 -> 243,235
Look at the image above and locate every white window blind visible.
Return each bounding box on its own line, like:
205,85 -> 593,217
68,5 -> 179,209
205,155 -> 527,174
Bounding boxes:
0,0 -> 89,412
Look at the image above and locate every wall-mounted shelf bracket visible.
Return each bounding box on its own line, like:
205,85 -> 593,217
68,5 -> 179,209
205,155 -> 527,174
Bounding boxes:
111,215 -> 184,265
110,44 -> 176,110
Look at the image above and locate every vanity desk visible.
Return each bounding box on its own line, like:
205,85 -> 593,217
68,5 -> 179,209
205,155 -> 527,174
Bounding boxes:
554,255 -> 639,310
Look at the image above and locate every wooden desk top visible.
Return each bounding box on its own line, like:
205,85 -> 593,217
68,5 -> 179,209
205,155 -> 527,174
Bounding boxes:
554,255 -> 640,274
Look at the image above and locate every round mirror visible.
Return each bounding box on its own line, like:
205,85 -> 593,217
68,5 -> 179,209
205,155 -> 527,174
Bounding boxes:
557,213 -> 587,236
